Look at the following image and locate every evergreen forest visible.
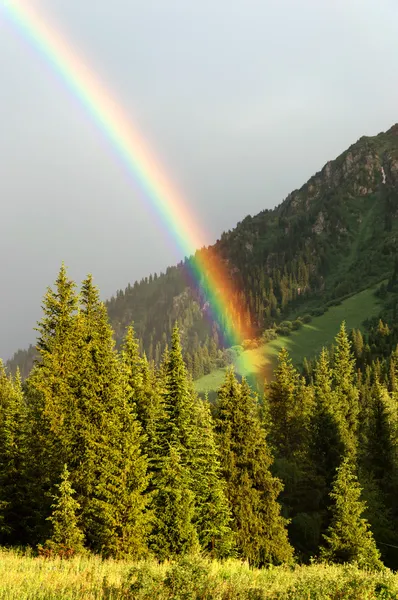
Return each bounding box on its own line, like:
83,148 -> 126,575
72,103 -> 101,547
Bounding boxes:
2,264 -> 398,577
3,124 -> 398,597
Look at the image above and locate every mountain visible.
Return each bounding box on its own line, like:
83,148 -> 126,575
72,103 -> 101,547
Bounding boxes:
7,124 -> 398,380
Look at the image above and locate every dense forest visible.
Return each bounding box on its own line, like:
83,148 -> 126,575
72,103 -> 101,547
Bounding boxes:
2,265 -> 398,572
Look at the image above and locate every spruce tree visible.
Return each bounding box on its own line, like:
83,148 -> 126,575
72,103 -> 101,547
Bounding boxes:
42,465 -> 85,557
267,347 -> 313,461
26,264 -> 81,541
360,381 -> 398,567
320,458 -> 383,570
73,275 -> 151,558
190,399 -> 234,557
266,349 -> 315,556
35,263 -> 78,357
28,268 -> 151,556
120,326 -> 164,469
296,349 -> 345,556
150,446 -> 199,560
0,366 -> 31,545
160,325 -> 196,464
364,382 -> 398,490
311,349 -> 345,509
332,323 -> 360,457
216,369 -> 293,565
153,325 -> 233,557
120,324 -> 143,391
151,326 -> 200,557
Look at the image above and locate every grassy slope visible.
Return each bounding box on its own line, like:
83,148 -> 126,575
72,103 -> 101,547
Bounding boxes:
195,285 -> 382,396
1,549 -> 397,599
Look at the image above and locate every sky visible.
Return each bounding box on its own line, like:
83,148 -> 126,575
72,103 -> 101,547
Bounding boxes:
0,0 -> 398,359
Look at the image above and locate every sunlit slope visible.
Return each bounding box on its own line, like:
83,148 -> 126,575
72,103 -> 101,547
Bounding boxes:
194,286 -> 382,397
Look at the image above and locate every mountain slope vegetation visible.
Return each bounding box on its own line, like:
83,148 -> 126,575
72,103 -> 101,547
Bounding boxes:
7,124 -> 398,380
195,284 -> 384,397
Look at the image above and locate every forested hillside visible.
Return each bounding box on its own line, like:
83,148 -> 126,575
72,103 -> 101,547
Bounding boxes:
2,266 -> 398,572
7,124 -> 398,380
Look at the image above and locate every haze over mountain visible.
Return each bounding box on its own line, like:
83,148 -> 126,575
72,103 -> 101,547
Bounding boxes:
1,0 -> 398,358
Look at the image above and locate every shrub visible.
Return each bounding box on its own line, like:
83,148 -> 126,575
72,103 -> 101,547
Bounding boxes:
262,329 -> 278,343
125,563 -> 165,599
163,556 -> 216,600
326,299 -> 342,308
276,326 -> 291,337
292,320 -> 303,330
242,339 -> 261,350
311,308 -> 326,317
302,314 -> 312,323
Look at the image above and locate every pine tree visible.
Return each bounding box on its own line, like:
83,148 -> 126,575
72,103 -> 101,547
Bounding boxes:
295,349 -> 345,556
364,382 -> 398,490
35,263 -> 78,357
311,349 -> 345,509
216,369 -> 293,565
26,264 -> 81,541
120,326 -> 164,468
359,381 -> 398,567
332,323 -> 360,458
150,446 -> 199,560
355,329 -> 364,359
151,325 -> 200,557
161,325 -> 196,463
267,348 -> 313,461
154,325 -> 233,558
42,465 -> 85,557
190,399 -> 234,557
73,275 -> 151,558
0,366 -> 32,545
26,267 -> 82,540
320,458 -> 383,570
28,269 -> 151,556
120,324 -> 143,389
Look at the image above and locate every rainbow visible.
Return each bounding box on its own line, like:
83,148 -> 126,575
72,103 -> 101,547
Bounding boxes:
1,2 -> 257,377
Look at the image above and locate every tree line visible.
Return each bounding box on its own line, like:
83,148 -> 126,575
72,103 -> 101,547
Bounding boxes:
1,265 -> 398,570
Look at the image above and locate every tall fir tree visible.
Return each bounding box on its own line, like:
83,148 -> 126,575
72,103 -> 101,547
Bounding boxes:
190,398 -> 234,557
266,348 -> 315,556
267,348 -> 313,461
25,264 -> 80,541
42,464 -> 85,557
216,369 -> 293,565
0,366 -> 32,545
120,325 -> 164,470
27,268 -> 151,556
359,381 -> 398,567
151,326 -> 199,557
311,349 -> 345,512
332,323 -> 360,458
150,446 -> 199,560
320,458 -> 383,570
161,325 -> 196,461
72,275 -> 151,558
153,325 -> 234,558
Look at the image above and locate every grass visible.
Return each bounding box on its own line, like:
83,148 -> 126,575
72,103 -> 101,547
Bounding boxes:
0,550 -> 397,599
265,285 -> 382,368
195,285 -> 382,397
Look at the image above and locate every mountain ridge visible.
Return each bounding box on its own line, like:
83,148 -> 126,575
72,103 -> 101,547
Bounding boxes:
7,123 -> 398,379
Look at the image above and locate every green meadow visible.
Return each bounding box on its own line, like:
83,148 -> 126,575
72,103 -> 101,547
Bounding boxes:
195,285 -> 382,397
1,550 -> 397,599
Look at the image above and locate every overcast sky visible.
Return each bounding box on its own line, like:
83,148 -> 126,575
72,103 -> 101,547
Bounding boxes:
0,0 -> 398,359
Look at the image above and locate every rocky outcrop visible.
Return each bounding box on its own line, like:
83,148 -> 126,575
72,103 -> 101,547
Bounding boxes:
282,128 -> 398,217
